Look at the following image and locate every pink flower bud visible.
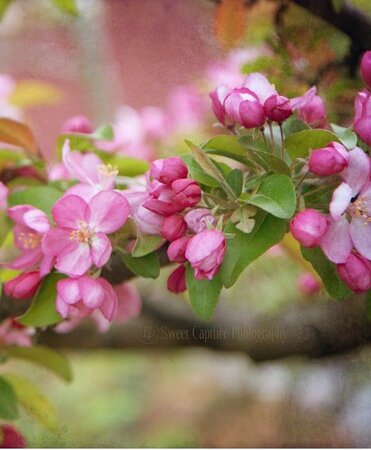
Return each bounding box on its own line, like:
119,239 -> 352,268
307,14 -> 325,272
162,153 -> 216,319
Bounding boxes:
360,50 -> 371,89
308,142 -> 348,176
167,265 -> 187,293
185,229 -> 226,280
297,95 -> 327,128
297,272 -> 321,296
167,236 -> 191,263
224,87 -> 266,129
172,178 -> 201,208
264,94 -> 293,123
62,115 -> 93,134
0,424 -> 26,448
184,208 -> 214,233
354,89 -> 371,145
161,214 -> 187,241
150,157 -> 188,185
4,272 -> 41,300
210,85 -> 233,127
337,253 -> 371,294
290,209 -> 328,248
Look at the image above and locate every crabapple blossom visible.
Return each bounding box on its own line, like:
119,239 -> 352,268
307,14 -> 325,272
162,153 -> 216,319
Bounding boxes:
124,189 -> 164,235
56,276 -> 118,321
42,190 -> 129,277
290,209 -> 328,248
0,319 -> 34,347
184,208 -> 214,233
0,424 -> 26,448
4,271 -> 41,300
337,253 -> 371,294
167,236 -> 191,263
308,142 -> 349,176
264,94 -> 292,123
360,50 -> 371,89
297,272 -> 321,296
161,214 -> 187,241
150,157 -> 188,185
209,84 -> 234,127
62,115 -> 93,134
185,229 -> 226,280
354,89 -> 371,145
297,94 -> 327,128
224,87 -> 266,129
167,264 -> 187,293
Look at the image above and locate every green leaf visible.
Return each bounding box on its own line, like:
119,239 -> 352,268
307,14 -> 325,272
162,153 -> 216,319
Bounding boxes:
226,169 -> 243,197
8,186 -> 62,214
0,375 -> 18,420
132,233 -> 164,257
91,124 -> 114,140
284,129 -> 340,160
186,264 -> 222,321
282,115 -> 310,136
301,247 -> 353,300
18,273 -> 64,327
52,0 -> 78,16
0,0 -> 12,21
122,252 -> 160,279
3,374 -> 58,431
221,213 -> 286,288
238,134 -> 267,152
0,212 -> 12,247
5,346 -> 73,383
98,153 -> 149,177
247,174 -> 296,219
181,154 -> 221,188
202,135 -> 255,168
331,124 -> 357,149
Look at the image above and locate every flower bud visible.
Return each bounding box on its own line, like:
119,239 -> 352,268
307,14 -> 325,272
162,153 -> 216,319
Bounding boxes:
224,87 -> 265,129
209,85 -> 232,127
354,89 -> 371,145
161,214 -> 187,241
264,94 -> 293,123
308,142 -> 348,176
167,236 -> 191,263
172,178 -> 201,208
360,50 -> 371,89
185,229 -> 226,280
150,157 -> 188,185
297,95 -> 327,128
337,253 -> 371,294
167,265 -> 187,293
184,208 -> 214,233
290,209 -> 328,248
62,115 -> 93,134
297,272 -> 321,296
4,272 -> 41,300
0,424 -> 26,448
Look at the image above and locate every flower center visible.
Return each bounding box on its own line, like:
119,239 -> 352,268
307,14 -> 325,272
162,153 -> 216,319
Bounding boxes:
97,164 -> 118,178
18,232 -> 41,249
70,221 -> 95,244
349,196 -> 371,225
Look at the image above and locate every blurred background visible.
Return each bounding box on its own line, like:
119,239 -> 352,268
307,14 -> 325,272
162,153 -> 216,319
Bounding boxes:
1,0 -> 371,447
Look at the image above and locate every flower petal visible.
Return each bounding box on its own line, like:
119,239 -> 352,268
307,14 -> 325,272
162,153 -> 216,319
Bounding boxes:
57,278 -> 81,305
330,182 -> 353,220
52,194 -> 89,228
78,276 -> 105,309
62,139 -> 102,185
321,217 -> 352,263
243,72 -> 276,103
23,209 -> 50,233
91,233 -> 112,267
9,249 -> 42,270
88,190 -> 130,234
350,218 -> 371,260
341,147 -> 370,196
98,278 -> 118,321
42,228 -> 71,256
55,242 -> 92,277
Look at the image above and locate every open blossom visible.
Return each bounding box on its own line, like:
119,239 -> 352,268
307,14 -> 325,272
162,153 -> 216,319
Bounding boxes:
290,209 -> 328,248
308,142 -> 349,176
360,50 -> 371,89
62,115 -> 93,134
185,229 -> 226,280
337,253 -> 371,294
150,157 -> 188,185
56,276 -> 117,321
0,319 -> 34,347
354,89 -> 371,145
210,84 -> 233,127
4,272 -> 41,300
43,190 -> 129,277
7,205 -> 53,275
321,147 -> 370,263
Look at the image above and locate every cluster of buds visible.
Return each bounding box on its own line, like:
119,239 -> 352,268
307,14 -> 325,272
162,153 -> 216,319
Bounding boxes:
353,51 -> 371,146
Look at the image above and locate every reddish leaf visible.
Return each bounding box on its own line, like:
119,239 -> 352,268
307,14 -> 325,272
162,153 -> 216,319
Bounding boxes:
0,118 -> 38,155
214,0 -> 248,50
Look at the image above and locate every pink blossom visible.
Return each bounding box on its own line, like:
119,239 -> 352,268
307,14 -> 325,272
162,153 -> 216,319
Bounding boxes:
184,208 -> 214,233
360,50 -> 371,89
308,142 -> 349,176
62,115 -> 93,134
4,271 -> 41,300
321,148 -> 370,263
290,209 -> 328,248
150,157 -> 188,185
297,272 -> 321,296
140,106 -> 169,140
48,163 -> 69,181
210,84 -> 233,127
354,89 -> 371,145
167,236 -> 191,263
172,179 -> 202,208
167,264 -> 187,293
337,253 -> 371,293
0,182 -> 8,210
167,86 -> 205,131
124,189 -> 164,235
161,214 -> 187,241
297,94 -> 328,128
0,319 -> 34,347
42,191 -> 129,277
56,276 -> 117,321
224,87 -> 266,129
264,94 -> 292,123
185,229 -> 226,280
7,205 -> 52,274
0,424 -> 26,448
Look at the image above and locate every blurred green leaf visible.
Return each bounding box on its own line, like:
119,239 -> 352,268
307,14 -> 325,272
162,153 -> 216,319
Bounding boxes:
186,264 -> 222,321
0,375 -> 18,420
18,273 -> 64,327
0,0 -> 12,21
0,212 -> 12,247
5,345 -> 73,383
122,252 -> 160,279
52,0 -> 78,16
301,246 -> 352,300
8,186 -> 62,214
